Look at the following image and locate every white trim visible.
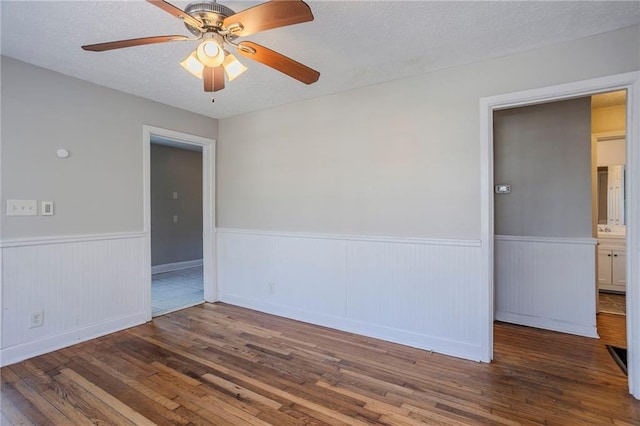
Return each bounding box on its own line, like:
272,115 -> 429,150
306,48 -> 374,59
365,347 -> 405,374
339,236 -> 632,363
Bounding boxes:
626,75 -> 640,397
143,125 -> 217,322
144,126 -> 216,147
151,259 -> 203,274
495,311 -> 599,339
495,235 -> 597,246
0,231 -> 146,248
202,143 -> 216,304
215,227 -> 481,248
486,73 -> 637,111
221,295 -> 484,362
0,311 -> 147,367
480,71 -> 640,397
479,83 -> 494,362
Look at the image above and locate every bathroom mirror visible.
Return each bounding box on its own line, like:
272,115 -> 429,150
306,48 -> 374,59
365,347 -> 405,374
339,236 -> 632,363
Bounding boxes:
597,165 -> 625,225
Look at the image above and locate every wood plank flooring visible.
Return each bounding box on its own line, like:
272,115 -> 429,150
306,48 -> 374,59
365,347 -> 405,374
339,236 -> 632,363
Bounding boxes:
2,304 -> 639,425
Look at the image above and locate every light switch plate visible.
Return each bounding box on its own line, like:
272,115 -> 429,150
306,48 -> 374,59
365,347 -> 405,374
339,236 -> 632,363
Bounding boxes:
41,201 -> 54,216
6,200 -> 37,216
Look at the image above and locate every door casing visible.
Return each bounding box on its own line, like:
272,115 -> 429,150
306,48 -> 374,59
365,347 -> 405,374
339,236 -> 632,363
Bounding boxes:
142,125 -> 217,319
479,71 -> 640,397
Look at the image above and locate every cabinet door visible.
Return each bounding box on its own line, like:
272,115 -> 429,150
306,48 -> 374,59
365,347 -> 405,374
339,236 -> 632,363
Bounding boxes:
612,249 -> 626,289
598,248 -> 612,285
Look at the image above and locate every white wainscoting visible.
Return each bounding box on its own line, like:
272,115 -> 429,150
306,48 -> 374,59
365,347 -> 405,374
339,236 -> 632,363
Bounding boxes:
216,228 -> 485,361
494,235 -> 598,338
1,232 -> 148,366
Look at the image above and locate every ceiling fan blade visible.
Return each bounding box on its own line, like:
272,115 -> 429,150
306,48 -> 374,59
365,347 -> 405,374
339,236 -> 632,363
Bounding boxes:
223,0 -> 313,37
236,41 -> 319,84
203,66 -> 225,92
146,0 -> 203,29
82,35 -> 191,52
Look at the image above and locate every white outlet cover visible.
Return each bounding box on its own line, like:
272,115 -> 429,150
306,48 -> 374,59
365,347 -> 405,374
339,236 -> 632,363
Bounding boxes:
29,310 -> 44,328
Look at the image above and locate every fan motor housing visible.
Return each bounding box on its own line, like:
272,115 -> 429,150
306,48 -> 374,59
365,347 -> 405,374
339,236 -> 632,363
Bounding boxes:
184,1 -> 236,35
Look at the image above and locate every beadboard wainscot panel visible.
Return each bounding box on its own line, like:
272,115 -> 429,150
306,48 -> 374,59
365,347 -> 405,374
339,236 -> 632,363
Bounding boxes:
1,232 -> 148,366
495,235 -> 598,337
217,228 -> 484,361
346,239 -> 484,358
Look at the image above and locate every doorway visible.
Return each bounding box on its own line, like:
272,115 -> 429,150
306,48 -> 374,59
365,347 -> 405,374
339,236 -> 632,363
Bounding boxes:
142,125 -> 216,319
150,140 -> 204,315
492,97 -> 597,338
593,91 -> 628,317
479,71 -> 640,397
491,91 -> 629,367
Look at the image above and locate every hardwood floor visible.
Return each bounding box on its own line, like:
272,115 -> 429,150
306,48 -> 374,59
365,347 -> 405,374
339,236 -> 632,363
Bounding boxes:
2,303 -> 639,425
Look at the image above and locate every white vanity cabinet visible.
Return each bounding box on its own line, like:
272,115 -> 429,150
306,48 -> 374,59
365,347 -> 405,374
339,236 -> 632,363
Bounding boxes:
598,236 -> 626,293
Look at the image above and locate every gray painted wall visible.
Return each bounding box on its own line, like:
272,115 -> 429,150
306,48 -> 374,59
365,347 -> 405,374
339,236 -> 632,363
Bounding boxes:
493,98 -> 592,238
217,25 -> 639,239
151,144 -> 203,266
1,56 -> 217,239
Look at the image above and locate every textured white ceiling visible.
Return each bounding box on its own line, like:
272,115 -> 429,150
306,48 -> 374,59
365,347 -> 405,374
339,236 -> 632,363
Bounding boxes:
2,1 -> 639,119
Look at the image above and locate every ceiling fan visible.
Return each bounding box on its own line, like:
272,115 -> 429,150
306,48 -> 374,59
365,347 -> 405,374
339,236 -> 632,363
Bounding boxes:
82,0 -> 320,93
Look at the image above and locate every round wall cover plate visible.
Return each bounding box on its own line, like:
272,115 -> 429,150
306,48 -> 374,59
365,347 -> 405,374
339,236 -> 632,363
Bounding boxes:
56,148 -> 70,159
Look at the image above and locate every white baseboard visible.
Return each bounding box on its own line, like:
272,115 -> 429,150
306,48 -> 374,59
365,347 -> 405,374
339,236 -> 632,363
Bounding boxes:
221,295 -> 484,362
152,259 -> 203,274
495,310 -> 599,338
0,311 -> 148,367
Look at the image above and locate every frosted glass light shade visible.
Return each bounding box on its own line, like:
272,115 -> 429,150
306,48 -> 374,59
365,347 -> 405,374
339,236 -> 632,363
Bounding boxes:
222,54 -> 247,81
180,50 -> 204,79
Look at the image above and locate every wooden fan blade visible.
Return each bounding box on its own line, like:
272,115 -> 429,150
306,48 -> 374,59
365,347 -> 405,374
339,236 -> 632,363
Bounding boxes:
236,41 -> 319,84
223,0 -> 313,37
203,66 -> 225,92
146,0 -> 203,29
82,35 -> 190,51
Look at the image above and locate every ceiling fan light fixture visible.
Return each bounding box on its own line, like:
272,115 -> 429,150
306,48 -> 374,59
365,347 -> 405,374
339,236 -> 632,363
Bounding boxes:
222,53 -> 247,81
196,38 -> 225,67
180,50 -> 205,79
82,0 -> 320,93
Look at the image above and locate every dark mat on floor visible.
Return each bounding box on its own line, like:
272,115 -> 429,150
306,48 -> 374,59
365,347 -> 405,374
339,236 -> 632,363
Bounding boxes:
606,345 -> 627,375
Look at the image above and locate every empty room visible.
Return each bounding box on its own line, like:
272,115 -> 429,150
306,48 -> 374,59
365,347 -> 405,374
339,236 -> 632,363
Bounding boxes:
2,1 -> 640,424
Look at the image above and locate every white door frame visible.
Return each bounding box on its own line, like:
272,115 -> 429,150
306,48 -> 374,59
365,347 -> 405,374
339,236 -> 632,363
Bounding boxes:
479,71 -> 640,397
142,125 -> 217,320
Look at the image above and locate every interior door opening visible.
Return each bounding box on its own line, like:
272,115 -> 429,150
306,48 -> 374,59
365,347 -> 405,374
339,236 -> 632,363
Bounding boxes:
491,89 -> 629,377
150,136 -> 204,317
593,91 -> 627,319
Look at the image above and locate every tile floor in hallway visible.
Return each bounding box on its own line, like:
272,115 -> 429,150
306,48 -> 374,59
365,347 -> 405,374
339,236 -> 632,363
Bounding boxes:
599,291 -> 626,315
152,266 -> 204,316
